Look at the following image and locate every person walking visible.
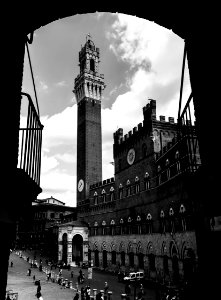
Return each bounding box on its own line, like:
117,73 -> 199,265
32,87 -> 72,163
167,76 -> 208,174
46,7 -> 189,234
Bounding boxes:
10,261 -> 13,267
104,281 -> 109,295
74,293 -> 80,300
71,270 -> 74,278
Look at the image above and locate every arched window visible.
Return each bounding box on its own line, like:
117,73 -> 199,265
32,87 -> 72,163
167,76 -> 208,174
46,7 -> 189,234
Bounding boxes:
166,158 -> 170,180
169,208 -> 175,234
120,218 -> 124,234
126,180 -> 131,196
160,210 -> 166,234
94,191 -> 98,205
179,204 -> 186,231
128,217 -> 132,234
137,215 -> 142,234
135,176 -> 140,193
90,59 -> 95,72
110,219 -> 115,235
102,220 -> 106,235
94,221 -> 98,236
102,189 -> 106,203
146,213 -> 153,234
110,186 -> 115,201
119,183 -> 123,199
175,151 -> 180,174
144,172 -> 150,190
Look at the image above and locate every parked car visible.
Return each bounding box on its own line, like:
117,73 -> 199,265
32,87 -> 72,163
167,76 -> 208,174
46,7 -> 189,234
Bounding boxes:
82,261 -> 89,269
123,271 -> 144,282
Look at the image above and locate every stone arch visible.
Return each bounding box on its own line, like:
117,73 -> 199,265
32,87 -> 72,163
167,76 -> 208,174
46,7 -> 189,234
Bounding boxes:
101,241 -> 107,251
119,242 -> 126,253
127,242 -> 135,267
170,241 -> 180,283
147,241 -> 155,271
101,241 -> 108,268
62,232 -> 68,264
94,242 -> 99,268
146,241 -> 154,255
137,241 -> 144,269
72,234 -> 83,265
170,240 -> 179,258
161,241 -> 167,256
181,242 -> 196,283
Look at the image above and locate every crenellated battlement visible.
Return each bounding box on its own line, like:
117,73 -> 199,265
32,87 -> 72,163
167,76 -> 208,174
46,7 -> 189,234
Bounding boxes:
90,177 -> 115,190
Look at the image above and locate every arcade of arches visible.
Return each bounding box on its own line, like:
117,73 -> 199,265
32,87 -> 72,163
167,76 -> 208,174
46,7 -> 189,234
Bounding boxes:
88,236 -> 196,285
58,222 -> 88,266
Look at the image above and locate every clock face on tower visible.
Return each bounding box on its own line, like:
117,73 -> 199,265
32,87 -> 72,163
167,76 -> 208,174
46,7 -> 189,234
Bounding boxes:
127,148 -> 136,165
78,179 -> 84,192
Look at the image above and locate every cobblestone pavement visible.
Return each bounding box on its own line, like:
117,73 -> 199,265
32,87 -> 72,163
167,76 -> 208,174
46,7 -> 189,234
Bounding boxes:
6,250 -> 157,300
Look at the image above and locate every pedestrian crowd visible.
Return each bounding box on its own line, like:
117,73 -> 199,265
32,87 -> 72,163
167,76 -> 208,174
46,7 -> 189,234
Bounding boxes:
13,250 -> 114,300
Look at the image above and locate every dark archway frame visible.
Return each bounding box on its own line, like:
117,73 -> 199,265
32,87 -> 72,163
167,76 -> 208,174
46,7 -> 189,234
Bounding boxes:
2,4 -> 219,300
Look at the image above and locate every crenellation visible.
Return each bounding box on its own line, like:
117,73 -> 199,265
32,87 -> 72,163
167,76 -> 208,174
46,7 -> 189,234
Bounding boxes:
133,126 -> 138,134
89,177 -> 115,190
168,117 -> 174,123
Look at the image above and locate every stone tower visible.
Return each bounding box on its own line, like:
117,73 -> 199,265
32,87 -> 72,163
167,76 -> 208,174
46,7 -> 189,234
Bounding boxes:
74,35 -> 105,206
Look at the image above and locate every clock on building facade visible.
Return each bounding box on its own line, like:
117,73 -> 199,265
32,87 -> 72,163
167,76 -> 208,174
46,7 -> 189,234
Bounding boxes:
78,179 -> 84,192
127,148 -> 136,165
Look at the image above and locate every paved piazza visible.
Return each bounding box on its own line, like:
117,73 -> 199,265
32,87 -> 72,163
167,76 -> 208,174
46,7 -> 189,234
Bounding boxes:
6,251 -> 157,300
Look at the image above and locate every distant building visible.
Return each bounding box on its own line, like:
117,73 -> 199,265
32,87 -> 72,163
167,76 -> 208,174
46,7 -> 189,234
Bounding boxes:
16,196 -> 76,260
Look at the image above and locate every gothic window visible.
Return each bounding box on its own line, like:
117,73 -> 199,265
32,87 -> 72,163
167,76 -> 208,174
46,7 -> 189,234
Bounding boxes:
120,218 -> 124,234
137,215 -> 142,234
94,221 -> 98,236
102,189 -> 106,203
135,176 -> 140,193
110,219 -> 115,235
166,159 -> 170,180
119,184 -> 123,199
142,143 -> 148,158
94,191 -> 98,205
102,220 -> 106,235
146,213 -> 153,234
90,59 -> 95,72
160,210 -> 166,234
110,187 -> 115,201
169,207 -> 175,234
175,151 -> 181,174
128,217 -> 132,234
144,172 -> 150,190
179,204 -> 187,231
126,180 -> 131,196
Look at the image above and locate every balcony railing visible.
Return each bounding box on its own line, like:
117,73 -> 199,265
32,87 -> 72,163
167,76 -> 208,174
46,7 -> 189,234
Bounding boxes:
17,92 -> 43,186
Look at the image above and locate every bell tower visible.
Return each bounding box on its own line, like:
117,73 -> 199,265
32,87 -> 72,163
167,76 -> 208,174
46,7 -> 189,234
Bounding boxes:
74,34 -> 105,206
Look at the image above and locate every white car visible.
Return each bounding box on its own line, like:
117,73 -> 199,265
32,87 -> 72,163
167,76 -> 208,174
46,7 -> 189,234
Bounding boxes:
123,271 -> 144,282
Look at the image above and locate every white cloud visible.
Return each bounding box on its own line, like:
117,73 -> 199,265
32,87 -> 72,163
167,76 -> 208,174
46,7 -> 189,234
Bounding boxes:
40,170 -> 76,206
55,153 -> 75,163
41,104 -> 77,149
55,80 -> 67,87
39,80 -> 48,91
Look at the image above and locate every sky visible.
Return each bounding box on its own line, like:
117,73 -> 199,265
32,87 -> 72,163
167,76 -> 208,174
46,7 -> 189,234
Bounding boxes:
21,12 -> 191,207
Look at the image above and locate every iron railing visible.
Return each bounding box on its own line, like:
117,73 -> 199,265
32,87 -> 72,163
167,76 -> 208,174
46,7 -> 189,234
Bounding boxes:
17,92 -> 43,186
